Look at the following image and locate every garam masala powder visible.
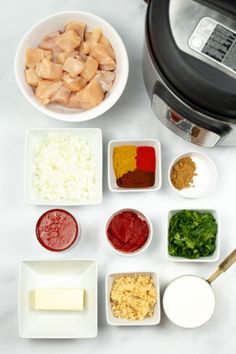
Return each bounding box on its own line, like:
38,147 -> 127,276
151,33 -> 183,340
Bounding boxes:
170,156 -> 197,190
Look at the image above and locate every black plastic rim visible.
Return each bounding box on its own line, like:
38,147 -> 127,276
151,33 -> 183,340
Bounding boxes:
146,0 -> 236,124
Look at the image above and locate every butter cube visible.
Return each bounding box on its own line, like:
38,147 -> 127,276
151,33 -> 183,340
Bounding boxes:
31,288 -> 85,311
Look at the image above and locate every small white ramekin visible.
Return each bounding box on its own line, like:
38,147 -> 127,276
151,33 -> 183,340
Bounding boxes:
105,208 -> 153,256
15,11 -> 129,122
168,151 -> 217,199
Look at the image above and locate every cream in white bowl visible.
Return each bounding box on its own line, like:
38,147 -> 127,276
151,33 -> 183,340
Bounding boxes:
15,11 -> 129,122
163,275 -> 215,328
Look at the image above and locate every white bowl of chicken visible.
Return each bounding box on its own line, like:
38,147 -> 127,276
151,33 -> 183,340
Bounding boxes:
15,11 -> 129,122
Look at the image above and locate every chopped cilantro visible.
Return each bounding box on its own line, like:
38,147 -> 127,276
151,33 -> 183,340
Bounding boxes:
168,210 -> 217,259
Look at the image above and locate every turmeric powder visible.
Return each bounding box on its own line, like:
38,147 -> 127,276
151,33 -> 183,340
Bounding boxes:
113,146 -> 137,179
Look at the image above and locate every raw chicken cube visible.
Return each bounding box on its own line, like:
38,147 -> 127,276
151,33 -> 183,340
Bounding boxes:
35,80 -> 62,105
65,22 -> 86,40
69,79 -> 104,110
63,73 -> 87,92
79,52 -> 88,62
80,56 -> 98,81
67,93 -> 82,109
25,68 -> 40,87
99,34 -> 110,46
39,32 -> 60,50
90,43 -> 116,68
90,27 -> 102,42
99,63 -> 116,71
55,30 -> 81,51
25,48 -> 52,69
106,45 -> 116,60
79,41 -> 90,56
56,51 -> 78,64
35,58 -> 63,80
63,57 -> 85,78
85,32 -> 91,41
39,32 -> 62,61
94,70 -> 115,92
50,86 -> 70,105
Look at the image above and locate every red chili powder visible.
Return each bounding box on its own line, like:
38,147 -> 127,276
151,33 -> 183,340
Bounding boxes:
107,210 -> 150,253
136,146 -> 156,173
36,209 -> 78,252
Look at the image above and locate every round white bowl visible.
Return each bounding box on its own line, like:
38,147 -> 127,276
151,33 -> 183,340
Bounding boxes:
35,209 -> 81,253
15,11 -> 129,122
105,208 -> 153,256
168,151 -> 217,199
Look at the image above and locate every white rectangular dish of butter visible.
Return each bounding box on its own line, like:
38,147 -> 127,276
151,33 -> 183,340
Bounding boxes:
19,260 -> 97,338
31,288 -> 85,311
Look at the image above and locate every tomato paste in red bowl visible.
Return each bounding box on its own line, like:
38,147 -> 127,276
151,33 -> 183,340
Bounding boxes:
106,209 -> 153,255
36,209 -> 79,252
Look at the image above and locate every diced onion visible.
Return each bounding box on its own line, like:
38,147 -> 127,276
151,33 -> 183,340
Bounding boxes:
32,133 -> 98,202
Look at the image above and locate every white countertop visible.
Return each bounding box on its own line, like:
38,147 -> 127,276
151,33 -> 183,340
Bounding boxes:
1,0 -> 236,353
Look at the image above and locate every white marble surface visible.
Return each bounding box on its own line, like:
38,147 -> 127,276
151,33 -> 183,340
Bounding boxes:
1,0 -> 236,353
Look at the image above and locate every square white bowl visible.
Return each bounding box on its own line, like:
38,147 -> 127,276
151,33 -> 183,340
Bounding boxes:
105,272 -> 161,326
167,209 -> 220,263
108,139 -> 162,192
25,128 -> 103,205
19,260 -> 97,338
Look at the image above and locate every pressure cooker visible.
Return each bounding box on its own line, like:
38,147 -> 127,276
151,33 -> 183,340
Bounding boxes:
143,0 -> 236,147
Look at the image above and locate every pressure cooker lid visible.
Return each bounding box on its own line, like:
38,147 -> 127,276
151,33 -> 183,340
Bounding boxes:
148,0 -> 236,120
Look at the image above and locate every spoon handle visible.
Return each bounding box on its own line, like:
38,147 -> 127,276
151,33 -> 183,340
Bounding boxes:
207,249 -> 236,284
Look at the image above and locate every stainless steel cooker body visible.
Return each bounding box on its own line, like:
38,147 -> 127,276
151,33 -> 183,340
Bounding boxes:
143,0 -> 236,147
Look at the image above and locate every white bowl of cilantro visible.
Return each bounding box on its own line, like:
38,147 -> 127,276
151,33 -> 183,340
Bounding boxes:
167,209 -> 220,262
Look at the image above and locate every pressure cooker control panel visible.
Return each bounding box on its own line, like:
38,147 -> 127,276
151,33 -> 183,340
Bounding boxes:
189,17 -> 236,74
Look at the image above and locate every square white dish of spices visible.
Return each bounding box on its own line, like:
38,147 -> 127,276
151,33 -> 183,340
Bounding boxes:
108,139 -> 162,192
105,271 -> 161,326
25,128 -> 103,205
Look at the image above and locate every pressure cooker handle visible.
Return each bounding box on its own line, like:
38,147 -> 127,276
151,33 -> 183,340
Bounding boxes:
195,0 -> 236,17
153,81 -> 230,139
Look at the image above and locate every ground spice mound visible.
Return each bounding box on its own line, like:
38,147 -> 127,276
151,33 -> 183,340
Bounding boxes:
171,156 -> 197,190
117,170 -> 155,188
113,146 -> 137,179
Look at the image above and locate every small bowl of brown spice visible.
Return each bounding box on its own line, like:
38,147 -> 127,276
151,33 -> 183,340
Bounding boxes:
168,151 -> 217,198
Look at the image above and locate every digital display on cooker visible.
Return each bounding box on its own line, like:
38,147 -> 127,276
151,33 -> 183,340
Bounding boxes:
189,17 -> 236,74
202,25 -> 236,70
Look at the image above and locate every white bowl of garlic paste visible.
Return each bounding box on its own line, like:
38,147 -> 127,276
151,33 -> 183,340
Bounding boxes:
163,275 -> 215,328
15,11 -> 129,122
